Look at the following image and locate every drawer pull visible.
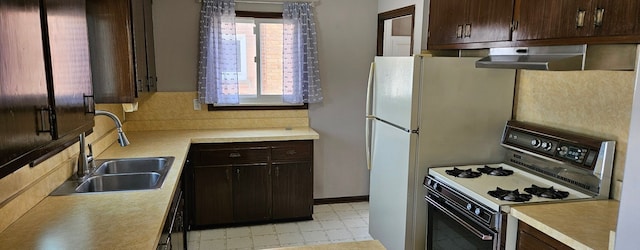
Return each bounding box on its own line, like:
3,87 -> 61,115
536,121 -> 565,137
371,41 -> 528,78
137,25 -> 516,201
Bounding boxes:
229,152 -> 241,158
594,8 -> 605,27
456,25 -> 463,38
286,150 -> 297,155
576,9 -> 586,28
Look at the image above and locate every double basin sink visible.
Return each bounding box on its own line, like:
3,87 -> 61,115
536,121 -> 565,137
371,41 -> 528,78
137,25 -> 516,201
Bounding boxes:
51,157 -> 174,195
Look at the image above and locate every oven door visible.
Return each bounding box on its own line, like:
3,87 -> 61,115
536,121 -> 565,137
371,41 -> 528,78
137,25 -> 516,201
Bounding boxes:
426,193 -> 498,250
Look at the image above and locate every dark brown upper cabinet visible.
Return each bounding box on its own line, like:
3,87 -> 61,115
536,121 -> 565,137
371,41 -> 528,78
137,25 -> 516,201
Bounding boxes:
0,0 -> 52,176
428,0 -> 514,48
428,0 -> 640,49
87,0 -> 157,103
514,0 -> 640,41
45,0 -> 95,140
0,0 -> 94,178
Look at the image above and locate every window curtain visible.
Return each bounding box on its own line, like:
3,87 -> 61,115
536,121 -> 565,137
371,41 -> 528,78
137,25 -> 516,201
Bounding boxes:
283,2 -> 323,104
198,0 -> 239,104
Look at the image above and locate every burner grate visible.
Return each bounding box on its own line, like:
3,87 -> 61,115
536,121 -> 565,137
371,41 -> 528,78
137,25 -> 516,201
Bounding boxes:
445,167 -> 482,178
488,187 -> 532,202
524,184 -> 569,199
477,165 -> 514,176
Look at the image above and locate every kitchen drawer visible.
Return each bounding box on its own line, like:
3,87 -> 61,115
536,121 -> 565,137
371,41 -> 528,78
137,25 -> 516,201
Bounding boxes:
271,141 -> 313,162
192,145 -> 269,166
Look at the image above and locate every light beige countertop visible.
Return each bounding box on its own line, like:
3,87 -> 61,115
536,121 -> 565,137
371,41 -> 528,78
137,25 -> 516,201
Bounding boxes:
0,128 -> 319,250
510,200 -> 619,250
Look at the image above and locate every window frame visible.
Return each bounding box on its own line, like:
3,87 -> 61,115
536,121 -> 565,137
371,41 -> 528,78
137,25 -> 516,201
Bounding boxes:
208,11 -> 307,111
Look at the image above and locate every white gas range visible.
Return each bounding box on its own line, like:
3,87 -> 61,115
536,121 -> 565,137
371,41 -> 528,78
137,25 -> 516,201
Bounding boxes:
423,120 -> 615,250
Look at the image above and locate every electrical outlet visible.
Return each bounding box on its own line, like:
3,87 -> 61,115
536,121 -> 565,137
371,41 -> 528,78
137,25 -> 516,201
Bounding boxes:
193,99 -> 201,111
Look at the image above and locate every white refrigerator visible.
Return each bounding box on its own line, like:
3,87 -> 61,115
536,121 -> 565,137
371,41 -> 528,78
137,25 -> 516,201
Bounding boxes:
365,56 -> 516,250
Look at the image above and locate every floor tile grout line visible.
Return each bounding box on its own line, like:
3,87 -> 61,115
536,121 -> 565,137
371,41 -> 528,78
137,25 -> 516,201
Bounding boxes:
191,202 -> 372,250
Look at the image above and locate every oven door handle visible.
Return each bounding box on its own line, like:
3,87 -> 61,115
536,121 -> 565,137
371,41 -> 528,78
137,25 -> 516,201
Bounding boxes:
426,196 -> 494,241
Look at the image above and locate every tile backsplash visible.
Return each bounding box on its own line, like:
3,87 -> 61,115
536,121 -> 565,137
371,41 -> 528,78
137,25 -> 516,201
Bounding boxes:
124,92 -> 309,131
514,70 -> 635,200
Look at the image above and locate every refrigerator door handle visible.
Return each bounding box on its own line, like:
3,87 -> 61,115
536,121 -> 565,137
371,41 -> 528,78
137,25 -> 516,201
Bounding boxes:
365,62 -> 375,170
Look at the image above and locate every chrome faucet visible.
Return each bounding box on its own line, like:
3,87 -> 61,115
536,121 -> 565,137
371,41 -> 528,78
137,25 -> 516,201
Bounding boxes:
76,110 -> 130,180
95,110 -> 130,147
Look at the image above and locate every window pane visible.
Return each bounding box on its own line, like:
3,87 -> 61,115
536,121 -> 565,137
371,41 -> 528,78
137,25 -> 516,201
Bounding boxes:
236,22 -> 257,96
259,23 -> 283,95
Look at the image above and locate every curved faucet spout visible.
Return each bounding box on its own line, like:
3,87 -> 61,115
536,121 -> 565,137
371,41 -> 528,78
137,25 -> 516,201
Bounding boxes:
95,110 -> 130,146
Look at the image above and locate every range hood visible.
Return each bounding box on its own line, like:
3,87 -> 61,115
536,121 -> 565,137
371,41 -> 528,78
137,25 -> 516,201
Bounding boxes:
475,44 -> 637,71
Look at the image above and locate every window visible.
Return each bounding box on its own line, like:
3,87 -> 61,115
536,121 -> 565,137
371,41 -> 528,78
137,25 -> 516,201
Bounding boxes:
212,12 -> 305,110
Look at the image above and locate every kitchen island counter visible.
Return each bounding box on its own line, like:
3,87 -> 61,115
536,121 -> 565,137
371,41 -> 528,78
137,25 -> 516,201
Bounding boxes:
0,128 -> 318,249
510,200 -> 619,250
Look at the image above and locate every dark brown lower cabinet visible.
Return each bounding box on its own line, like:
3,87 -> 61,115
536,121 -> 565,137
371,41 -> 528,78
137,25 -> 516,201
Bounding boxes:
232,164 -> 271,223
189,140 -> 313,228
193,166 -> 233,225
517,221 -> 572,250
272,162 -> 313,220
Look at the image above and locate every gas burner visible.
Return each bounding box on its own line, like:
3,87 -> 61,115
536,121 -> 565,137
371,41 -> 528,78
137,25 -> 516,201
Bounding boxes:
445,167 -> 482,178
524,185 -> 569,199
487,187 -> 532,202
476,165 -> 514,176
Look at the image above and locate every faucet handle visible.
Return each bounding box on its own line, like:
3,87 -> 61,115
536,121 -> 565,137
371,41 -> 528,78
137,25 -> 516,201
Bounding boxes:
87,143 -> 93,157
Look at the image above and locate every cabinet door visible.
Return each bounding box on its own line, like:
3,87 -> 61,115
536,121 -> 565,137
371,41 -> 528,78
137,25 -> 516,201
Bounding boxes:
590,0 -> 640,37
44,0 -> 94,139
517,221 -> 572,250
272,162 -> 313,219
87,0 -> 136,103
466,0 -> 514,43
193,166 -> 233,226
131,0 -> 147,95
515,0 -> 592,40
233,164 -> 271,223
143,0 -> 157,92
0,0 -> 51,173
428,0 -> 468,46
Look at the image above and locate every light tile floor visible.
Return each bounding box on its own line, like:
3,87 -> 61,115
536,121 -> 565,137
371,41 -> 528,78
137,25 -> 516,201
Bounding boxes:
188,202 -> 372,250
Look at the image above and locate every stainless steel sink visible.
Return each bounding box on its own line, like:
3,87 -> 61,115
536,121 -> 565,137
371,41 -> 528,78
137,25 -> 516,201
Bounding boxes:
51,156 -> 175,195
93,157 -> 171,175
75,173 -> 162,193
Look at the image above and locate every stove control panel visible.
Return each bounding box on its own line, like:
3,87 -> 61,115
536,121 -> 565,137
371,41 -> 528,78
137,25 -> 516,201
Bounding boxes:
501,122 -> 602,170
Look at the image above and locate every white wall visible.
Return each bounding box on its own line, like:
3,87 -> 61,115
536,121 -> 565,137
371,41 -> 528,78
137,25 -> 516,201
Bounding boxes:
310,0 -> 377,198
615,48 -> 640,249
151,0 -> 378,198
377,0 -> 429,54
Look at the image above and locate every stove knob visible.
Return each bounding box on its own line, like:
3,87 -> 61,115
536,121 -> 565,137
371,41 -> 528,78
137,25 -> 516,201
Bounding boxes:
558,146 -> 569,156
530,139 -> 541,148
433,183 -> 441,191
466,203 -> 473,211
541,142 -> 553,151
474,207 -> 482,216
427,179 -> 433,187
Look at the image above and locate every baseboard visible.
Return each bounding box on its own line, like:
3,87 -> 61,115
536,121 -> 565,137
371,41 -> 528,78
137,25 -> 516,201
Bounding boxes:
314,195 -> 369,205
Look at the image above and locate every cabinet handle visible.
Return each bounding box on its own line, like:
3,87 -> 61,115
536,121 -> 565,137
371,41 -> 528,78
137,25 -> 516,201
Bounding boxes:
36,106 -> 53,136
83,94 -> 95,114
576,9 -> 586,28
236,168 -> 240,180
456,25 -> 463,38
594,8 -> 605,27
286,150 -> 297,155
275,166 -> 279,177
229,152 -> 241,158
464,24 -> 472,38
